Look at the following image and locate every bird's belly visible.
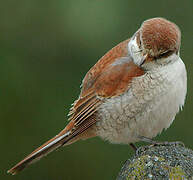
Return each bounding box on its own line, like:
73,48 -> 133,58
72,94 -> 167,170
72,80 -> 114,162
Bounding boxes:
95,63 -> 186,144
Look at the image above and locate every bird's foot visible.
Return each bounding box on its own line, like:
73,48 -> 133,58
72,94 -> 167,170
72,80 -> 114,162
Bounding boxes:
129,143 -> 138,151
151,140 -> 185,147
135,145 -> 151,156
135,136 -> 184,156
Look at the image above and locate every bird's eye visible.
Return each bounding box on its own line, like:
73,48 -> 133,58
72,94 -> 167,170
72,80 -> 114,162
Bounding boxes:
157,50 -> 173,58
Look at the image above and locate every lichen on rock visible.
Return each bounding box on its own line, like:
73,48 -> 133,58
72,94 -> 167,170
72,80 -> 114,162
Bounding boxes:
117,144 -> 193,180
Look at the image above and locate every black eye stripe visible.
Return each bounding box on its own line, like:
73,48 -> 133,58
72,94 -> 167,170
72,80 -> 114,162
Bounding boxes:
156,50 -> 173,59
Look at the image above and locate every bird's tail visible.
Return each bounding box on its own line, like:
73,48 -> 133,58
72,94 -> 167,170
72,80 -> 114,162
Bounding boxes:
7,122 -> 76,175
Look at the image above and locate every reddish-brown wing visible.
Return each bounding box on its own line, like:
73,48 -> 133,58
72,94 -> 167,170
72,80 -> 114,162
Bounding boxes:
80,39 -> 130,97
70,39 -> 145,133
68,39 -> 130,124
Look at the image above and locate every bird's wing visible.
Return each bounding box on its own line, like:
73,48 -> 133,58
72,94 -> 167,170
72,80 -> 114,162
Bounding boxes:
68,39 -> 132,128
69,39 -> 145,133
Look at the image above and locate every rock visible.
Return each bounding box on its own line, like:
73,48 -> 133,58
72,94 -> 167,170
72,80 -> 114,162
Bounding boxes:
117,144 -> 193,180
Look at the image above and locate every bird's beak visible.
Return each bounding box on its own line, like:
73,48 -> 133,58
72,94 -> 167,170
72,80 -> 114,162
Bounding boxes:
140,54 -> 148,66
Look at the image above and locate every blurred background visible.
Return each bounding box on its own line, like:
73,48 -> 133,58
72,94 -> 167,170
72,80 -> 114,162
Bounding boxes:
1,0 -> 192,179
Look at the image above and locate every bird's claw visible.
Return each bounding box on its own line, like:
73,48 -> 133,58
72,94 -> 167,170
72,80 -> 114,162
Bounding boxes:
135,141 -> 184,156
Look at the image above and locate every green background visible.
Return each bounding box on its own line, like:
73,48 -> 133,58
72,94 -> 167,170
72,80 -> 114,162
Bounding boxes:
1,0 -> 192,179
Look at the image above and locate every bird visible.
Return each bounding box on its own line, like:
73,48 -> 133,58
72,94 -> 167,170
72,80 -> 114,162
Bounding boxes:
7,17 -> 187,175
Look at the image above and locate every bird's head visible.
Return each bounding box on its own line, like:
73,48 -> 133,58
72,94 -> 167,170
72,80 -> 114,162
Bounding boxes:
128,17 -> 181,69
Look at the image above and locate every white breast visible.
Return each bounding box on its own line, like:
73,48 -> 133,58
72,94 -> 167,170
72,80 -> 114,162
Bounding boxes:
95,57 -> 187,144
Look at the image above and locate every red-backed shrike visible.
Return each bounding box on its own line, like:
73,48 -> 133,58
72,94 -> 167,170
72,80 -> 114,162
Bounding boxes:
8,17 -> 187,175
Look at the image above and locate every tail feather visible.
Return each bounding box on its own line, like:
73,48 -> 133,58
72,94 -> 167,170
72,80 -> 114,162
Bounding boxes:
7,111 -> 97,175
7,129 -> 72,175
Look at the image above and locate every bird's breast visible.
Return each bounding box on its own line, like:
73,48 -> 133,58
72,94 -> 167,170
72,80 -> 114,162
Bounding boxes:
95,58 -> 187,144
